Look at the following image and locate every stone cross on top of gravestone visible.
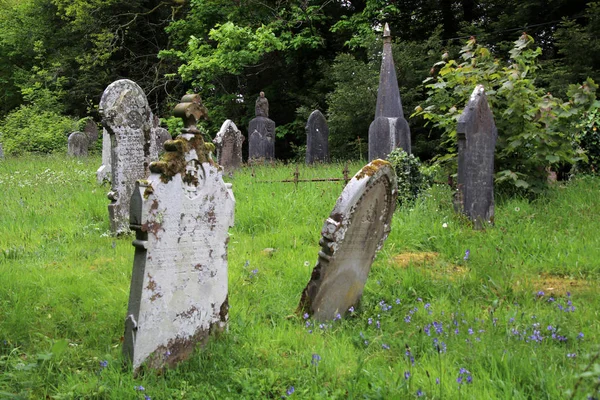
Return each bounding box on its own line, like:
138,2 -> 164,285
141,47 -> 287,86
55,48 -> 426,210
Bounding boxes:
456,85 -> 497,230
123,94 -> 235,374
298,160 -> 398,321
368,23 -> 411,161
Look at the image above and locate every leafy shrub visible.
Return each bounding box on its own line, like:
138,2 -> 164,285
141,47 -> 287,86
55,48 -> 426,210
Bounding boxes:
0,105 -> 76,156
575,104 -> 600,174
414,34 -> 597,194
386,148 -> 435,206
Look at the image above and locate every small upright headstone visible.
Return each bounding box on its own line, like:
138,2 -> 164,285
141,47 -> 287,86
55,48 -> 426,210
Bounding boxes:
67,131 -> 89,157
248,91 -> 276,161
368,23 -> 411,161
124,94 -> 234,374
213,119 -> 244,173
456,85 -> 497,229
100,79 -> 160,234
305,110 -> 330,164
84,119 -> 99,150
298,160 -> 397,321
151,115 -> 171,154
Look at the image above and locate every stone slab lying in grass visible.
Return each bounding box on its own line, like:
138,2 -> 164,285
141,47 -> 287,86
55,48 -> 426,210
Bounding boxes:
299,159 -> 397,321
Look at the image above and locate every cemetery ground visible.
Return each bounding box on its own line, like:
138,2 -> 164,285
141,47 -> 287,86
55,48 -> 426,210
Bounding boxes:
1,155 -> 600,400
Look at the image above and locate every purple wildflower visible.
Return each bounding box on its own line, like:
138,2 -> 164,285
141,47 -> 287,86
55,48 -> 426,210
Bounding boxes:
416,389 -> 424,397
404,371 -> 411,380
135,386 -> 145,391
99,360 -> 108,368
382,343 -> 390,350
463,249 -> 470,261
311,354 -> 321,366
303,313 -> 309,320
286,386 -> 295,396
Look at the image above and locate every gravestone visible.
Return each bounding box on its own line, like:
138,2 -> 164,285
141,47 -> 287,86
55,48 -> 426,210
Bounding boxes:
298,160 -> 397,321
124,94 -> 234,374
96,129 -> 112,184
213,119 -> 244,173
248,92 -> 276,161
305,110 -> 330,164
100,79 -> 160,234
368,23 -> 411,161
456,85 -> 497,229
67,131 -> 89,157
84,119 -> 99,150
152,115 -> 171,154
0,143 -> 4,159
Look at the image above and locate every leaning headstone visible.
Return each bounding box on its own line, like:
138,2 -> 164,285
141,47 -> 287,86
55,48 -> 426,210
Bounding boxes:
67,131 -> 89,157
213,119 -> 244,173
298,160 -> 397,321
124,94 -> 234,374
456,85 -> 497,229
100,79 -> 160,234
368,23 -> 411,161
83,119 -> 99,150
248,91 -> 276,161
305,110 -> 330,164
96,129 -> 112,184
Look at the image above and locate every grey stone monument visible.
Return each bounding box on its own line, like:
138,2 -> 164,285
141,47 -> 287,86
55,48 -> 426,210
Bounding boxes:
152,115 -> 171,154
96,128 -> 112,184
83,119 -> 99,150
100,79 -> 160,234
298,160 -> 397,321
248,92 -> 276,161
124,94 -> 234,374
0,143 -> 4,159
456,85 -> 497,229
213,119 -> 244,173
305,110 -> 330,164
368,23 -> 411,161
67,132 -> 89,157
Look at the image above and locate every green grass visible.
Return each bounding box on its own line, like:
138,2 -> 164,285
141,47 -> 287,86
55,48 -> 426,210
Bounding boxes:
1,154 -> 599,399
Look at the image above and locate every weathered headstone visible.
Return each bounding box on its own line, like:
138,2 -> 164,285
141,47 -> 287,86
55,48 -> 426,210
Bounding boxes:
124,94 -> 234,374
213,119 -> 244,173
305,110 -> 330,164
368,23 -> 411,161
298,160 -> 397,321
96,129 -> 112,184
248,92 -> 276,161
456,85 -> 497,229
83,119 -> 99,150
67,131 -> 89,157
100,79 -> 160,234
151,115 -> 171,154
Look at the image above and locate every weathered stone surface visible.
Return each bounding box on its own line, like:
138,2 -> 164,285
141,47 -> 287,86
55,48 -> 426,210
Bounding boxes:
248,116 -> 275,161
124,95 -> 234,374
67,131 -> 89,157
83,119 -> 99,149
0,143 -> 4,159
456,85 -> 497,229
369,23 -> 411,160
298,160 -> 397,321
213,119 -> 244,173
153,127 -> 171,154
100,79 -> 160,234
255,91 -> 269,117
96,128 -> 112,184
305,110 -> 330,164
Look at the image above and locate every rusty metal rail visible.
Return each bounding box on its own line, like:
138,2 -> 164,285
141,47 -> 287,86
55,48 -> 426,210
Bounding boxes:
253,163 -> 351,188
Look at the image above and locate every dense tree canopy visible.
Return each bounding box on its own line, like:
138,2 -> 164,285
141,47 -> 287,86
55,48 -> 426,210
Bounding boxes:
0,0 -> 598,162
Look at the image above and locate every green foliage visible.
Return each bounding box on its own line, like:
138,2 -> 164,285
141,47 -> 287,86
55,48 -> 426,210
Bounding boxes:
574,101 -> 600,174
415,34 -> 598,194
386,148 -> 435,206
0,105 -> 76,155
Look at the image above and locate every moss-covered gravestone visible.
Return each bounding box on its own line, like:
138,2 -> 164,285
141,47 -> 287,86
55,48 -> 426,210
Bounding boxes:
100,79 -> 161,234
123,94 -> 235,374
456,85 -> 497,229
368,23 -> 411,160
298,160 -> 397,321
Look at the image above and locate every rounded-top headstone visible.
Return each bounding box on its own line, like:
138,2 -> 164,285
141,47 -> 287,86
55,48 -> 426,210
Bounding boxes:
298,160 -> 397,321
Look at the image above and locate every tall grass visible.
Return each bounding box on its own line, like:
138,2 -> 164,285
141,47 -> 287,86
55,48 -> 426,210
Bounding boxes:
1,155 -> 599,399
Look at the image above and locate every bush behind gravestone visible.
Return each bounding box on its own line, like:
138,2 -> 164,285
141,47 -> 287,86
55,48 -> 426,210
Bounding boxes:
386,148 -> 435,206
575,104 -> 600,174
0,105 -> 76,155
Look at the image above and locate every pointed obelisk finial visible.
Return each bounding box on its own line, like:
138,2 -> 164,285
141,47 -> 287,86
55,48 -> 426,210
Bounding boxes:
383,23 -> 391,40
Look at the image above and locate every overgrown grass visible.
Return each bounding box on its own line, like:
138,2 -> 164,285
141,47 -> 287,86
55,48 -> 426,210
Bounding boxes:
1,155 -> 599,399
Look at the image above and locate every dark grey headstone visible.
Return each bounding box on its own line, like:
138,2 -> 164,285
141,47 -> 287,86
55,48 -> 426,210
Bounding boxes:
84,119 -> 99,149
298,160 -> 397,321
153,127 -> 171,154
100,79 -> 160,234
248,116 -> 275,161
214,120 -> 244,173
124,95 -> 234,374
68,131 -> 89,157
456,85 -> 497,229
305,110 -> 330,164
368,23 -> 411,160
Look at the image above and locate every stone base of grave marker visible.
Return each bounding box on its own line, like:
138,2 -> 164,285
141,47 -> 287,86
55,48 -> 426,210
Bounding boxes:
368,116 -> 411,160
298,160 -> 397,321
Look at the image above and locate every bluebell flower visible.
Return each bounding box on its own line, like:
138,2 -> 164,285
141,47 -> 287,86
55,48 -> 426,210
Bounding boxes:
404,371 -> 411,380
416,389 -> 424,397
578,332 -> 584,339
144,396 -> 151,400
436,378 -> 440,385
537,291 -> 544,297
286,386 -> 295,396
311,354 -> 321,366
135,386 -> 145,391
404,315 -> 411,323
368,318 -> 373,325
99,360 -> 108,368
348,306 -> 354,313
395,298 -> 401,304
567,353 -> 576,358
303,313 -> 309,320
333,313 -> 341,321
463,249 -> 470,260
382,343 -> 390,350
